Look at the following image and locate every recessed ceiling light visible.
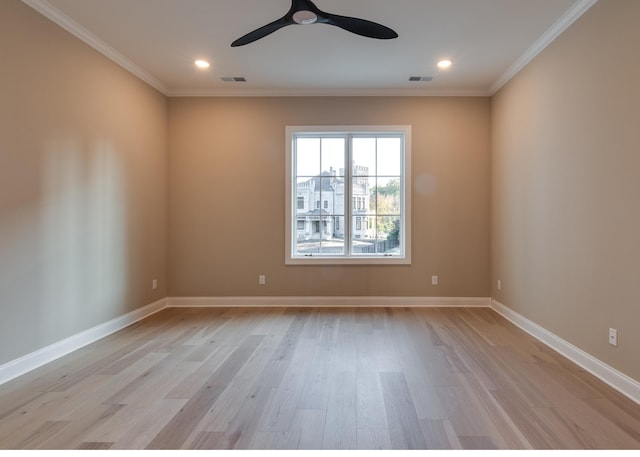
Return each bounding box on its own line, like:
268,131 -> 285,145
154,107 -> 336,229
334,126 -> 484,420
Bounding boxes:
194,59 -> 211,69
437,59 -> 453,69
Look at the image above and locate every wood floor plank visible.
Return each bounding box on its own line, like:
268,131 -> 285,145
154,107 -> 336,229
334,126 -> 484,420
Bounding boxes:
322,370 -> 357,450
268,308 -> 308,362
285,409 -> 327,450
195,335 -> 282,432
257,337 -> 316,432
0,392 -> 67,445
108,399 -> 187,449
586,397 -> 640,443
248,431 -> 289,450
530,406 -> 594,449
97,340 -> 160,375
299,308 -> 322,339
145,334 -> 264,449
332,308 -> 357,373
0,391 -> 49,423
380,372 -> 428,449
0,307 -> 638,450
249,307 -> 288,335
199,309 -> 263,348
193,343 -> 236,374
42,315 -> 188,393
104,358 -> 200,406
356,371 -> 388,430
297,337 -> 335,410
401,361 -> 449,421
518,357 -> 640,448
39,375 -> 117,422
35,404 -> 124,449
357,427 -> 392,450
187,385 -> 274,449
8,421 -> 70,449
421,419 -> 455,450
76,442 -> 114,450
251,310 -> 305,389
435,384 -> 499,441
459,435 -> 499,450
221,386 -> 276,449
196,376 -> 264,433
490,387 -> 571,449
370,328 -> 403,373
317,309 -> 339,346
458,371 -> 533,449
187,431 -> 226,450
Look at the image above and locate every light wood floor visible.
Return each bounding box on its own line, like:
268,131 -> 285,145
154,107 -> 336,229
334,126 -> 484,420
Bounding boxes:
0,307 -> 638,450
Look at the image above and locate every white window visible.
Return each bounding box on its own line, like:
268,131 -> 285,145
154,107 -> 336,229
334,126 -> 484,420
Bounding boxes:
286,125 -> 411,265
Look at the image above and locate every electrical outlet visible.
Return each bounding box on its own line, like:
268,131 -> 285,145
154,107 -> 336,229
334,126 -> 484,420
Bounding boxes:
609,328 -> 618,347
152,279 -> 158,290
497,280 -> 502,291
431,276 -> 438,286
259,275 -> 266,285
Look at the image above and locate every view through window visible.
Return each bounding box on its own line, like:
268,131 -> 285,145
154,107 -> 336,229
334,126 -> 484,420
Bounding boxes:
286,126 -> 411,264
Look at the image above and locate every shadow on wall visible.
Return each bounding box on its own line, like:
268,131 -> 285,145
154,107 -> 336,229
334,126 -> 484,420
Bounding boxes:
38,138 -> 128,338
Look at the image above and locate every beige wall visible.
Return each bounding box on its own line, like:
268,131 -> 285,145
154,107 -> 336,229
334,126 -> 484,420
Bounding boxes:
168,96 -> 491,297
10,0 -> 636,392
492,0 -> 640,381
0,1 -> 168,365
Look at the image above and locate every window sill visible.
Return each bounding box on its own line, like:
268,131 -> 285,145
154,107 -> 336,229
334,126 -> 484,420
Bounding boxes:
286,256 -> 411,266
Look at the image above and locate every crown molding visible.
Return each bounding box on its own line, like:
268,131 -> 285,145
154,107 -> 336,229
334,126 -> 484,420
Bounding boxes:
23,0 -> 596,99
22,0 -> 168,95
490,0 -> 598,95
20,0 -> 489,99
166,88 -> 492,98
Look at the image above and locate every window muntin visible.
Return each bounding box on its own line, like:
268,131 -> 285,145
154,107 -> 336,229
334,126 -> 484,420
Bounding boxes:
286,126 -> 411,265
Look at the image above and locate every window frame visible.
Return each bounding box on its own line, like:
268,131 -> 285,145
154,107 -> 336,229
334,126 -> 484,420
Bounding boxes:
285,125 -> 412,265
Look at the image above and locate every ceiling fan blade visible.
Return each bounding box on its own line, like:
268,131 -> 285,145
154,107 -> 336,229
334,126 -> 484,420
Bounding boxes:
321,13 -> 398,40
231,17 -> 290,47
230,0 -> 398,46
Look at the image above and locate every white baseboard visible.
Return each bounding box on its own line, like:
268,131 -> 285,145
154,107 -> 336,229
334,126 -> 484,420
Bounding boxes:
3,295 -> 637,406
0,296 -> 485,386
0,298 -> 169,386
491,299 -> 640,405
168,296 -> 492,308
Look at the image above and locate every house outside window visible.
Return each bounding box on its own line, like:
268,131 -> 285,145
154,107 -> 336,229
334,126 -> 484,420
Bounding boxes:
286,125 -> 411,265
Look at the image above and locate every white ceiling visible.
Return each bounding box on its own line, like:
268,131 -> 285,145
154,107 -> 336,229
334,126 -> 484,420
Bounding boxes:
24,0 -> 596,96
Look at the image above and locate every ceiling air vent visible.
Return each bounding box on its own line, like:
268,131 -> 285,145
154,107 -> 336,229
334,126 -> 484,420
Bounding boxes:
221,77 -> 247,82
409,76 -> 433,82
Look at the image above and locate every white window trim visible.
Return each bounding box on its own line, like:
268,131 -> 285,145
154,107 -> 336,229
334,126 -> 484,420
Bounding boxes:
285,125 -> 412,265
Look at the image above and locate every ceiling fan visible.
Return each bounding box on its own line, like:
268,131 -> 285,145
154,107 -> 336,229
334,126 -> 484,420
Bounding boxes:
231,0 -> 398,47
